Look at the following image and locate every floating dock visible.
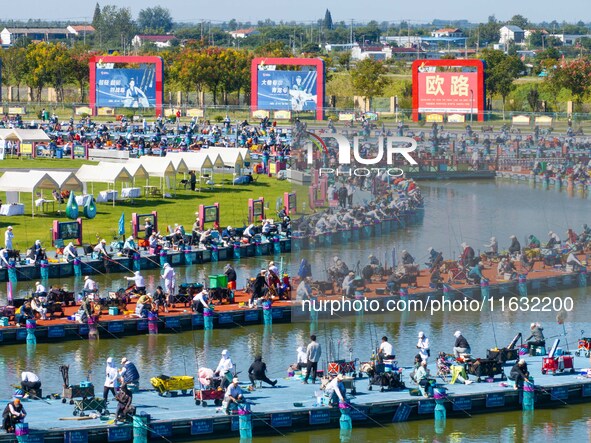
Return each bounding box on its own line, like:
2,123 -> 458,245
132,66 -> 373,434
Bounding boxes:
0,260 -> 586,345
2,355 -> 590,442
0,210 -> 424,284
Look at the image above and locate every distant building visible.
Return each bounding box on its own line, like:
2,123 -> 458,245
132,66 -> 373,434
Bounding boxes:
131,34 -> 177,49
324,43 -> 356,52
228,28 -> 259,39
499,25 -> 525,45
431,28 -> 464,38
351,43 -> 392,60
381,36 -> 423,47
66,25 -> 95,36
548,33 -> 591,46
1,27 -> 70,46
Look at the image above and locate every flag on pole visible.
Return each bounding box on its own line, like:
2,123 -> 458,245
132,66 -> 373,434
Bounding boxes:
118,213 -> 125,236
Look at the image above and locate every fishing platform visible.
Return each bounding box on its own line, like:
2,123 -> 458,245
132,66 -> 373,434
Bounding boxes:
0,209 -> 425,284
0,259 -> 586,345
1,355 -> 590,442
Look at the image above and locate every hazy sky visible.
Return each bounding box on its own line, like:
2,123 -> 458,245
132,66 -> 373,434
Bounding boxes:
5,0 -> 591,24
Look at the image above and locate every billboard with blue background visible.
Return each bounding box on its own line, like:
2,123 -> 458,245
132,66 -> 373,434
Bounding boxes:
257,70 -> 318,111
96,67 -> 156,108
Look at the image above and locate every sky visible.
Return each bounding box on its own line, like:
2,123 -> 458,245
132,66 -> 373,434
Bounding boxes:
4,0 -> 591,24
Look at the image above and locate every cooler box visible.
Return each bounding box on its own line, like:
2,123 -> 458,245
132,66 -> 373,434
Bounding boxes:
383,359 -> 397,372
108,307 -> 119,316
217,274 -> 228,288
209,275 -> 219,289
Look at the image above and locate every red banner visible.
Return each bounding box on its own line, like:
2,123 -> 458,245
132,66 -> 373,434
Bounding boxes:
417,71 -> 479,113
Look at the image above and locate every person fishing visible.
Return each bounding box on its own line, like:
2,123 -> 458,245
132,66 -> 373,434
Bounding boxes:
484,237 -> 498,257
325,373 -> 346,407
377,336 -> 395,361
303,335 -> 322,385
247,356 -> 277,388
103,357 -> 118,401
416,332 -> 430,361
509,359 -> 530,390
526,322 -> 546,355
341,271 -> 357,298
468,262 -> 486,284
215,350 -> 235,389
115,383 -> 134,423
161,263 -> 176,306
93,239 -> 109,259
453,331 -> 471,358
152,286 -> 167,313
120,358 -> 140,386
122,236 -> 136,258
63,242 -> 78,262
20,371 -> 41,396
400,250 -> 415,265
83,276 -> 98,299
223,377 -> 244,415
250,270 -> 268,307
460,243 -> 476,268
125,271 -> 146,295
508,235 -> 521,255
527,234 -> 541,248
290,346 -> 308,371
2,398 -> 26,433
224,264 -> 237,290
192,289 -> 210,314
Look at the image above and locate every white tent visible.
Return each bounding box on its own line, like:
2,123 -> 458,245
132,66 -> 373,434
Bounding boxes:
46,171 -> 84,191
202,147 -> 247,168
168,156 -> 190,175
99,161 -> 149,185
0,171 -> 59,217
128,157 -> 178,195
166,152 -> 213,171
76,164 -> 133,206
4,129 -> 51,143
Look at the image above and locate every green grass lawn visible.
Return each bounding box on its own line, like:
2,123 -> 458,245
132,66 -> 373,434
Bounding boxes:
0,173 -> 295,251
0,157 -> 98,170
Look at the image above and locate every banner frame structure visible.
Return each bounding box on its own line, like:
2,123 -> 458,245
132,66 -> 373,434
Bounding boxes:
251,57 -> 325,121
411,59 -> 485,122
89,55 -> 164,117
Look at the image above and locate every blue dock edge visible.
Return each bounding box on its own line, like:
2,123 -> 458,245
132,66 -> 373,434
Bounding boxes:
2,356 -> 591,442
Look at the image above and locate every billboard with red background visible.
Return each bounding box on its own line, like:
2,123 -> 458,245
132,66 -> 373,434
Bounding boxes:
412,59 -> 485,122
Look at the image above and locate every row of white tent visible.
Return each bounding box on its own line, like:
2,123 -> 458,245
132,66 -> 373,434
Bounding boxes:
0,148 -> 253,216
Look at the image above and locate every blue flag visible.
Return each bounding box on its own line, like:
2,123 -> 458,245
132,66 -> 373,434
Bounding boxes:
118,213 -> 125,236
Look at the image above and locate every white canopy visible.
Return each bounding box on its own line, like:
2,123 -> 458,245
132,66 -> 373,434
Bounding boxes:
166,152 -> 214,171
76,164 -> 133,206
76,164 -> 133,184
202,147 -> 249,168
168,156 -> 190,174
99,161 -> 149,181
0,129 -> 14,140
46,171 -> 84,191
3,129 -> 51,143
0,171 -> 59,217
128,157 -> 177,177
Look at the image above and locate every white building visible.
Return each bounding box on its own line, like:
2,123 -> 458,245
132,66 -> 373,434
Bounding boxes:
228,28 -> 259,39
499,25 -> 525,45
131,35 -> 177,49
431,28 -> 464,38
548,34 -> 591,46
351,43 -> 392,60
1,27 -> 70,46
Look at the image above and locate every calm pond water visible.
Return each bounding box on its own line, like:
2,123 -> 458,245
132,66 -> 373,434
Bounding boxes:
2,179 -> 591,441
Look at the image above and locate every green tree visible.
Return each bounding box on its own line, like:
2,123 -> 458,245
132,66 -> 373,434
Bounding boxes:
1,46 -> 28,101
94,5 -> 137,50
323,9 -> 333,31
481,49 -> 524,114
507,15 -> 529,30
138,6 -> 173,33
351,58 -> 390,105
337,51 -> 352,70
69,46 -> 96,102
356,21 -> 381,44
547,58 -> 591,105
468,16 -> 500,47
527,86 -> 540,112
92,3 -> 102,29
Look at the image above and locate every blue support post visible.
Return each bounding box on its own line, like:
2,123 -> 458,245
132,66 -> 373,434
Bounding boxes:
518,274 -> 528,296
26,319 -> 36,344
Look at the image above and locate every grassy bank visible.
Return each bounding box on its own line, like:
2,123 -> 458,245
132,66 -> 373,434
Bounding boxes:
0,173 -> 295,251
